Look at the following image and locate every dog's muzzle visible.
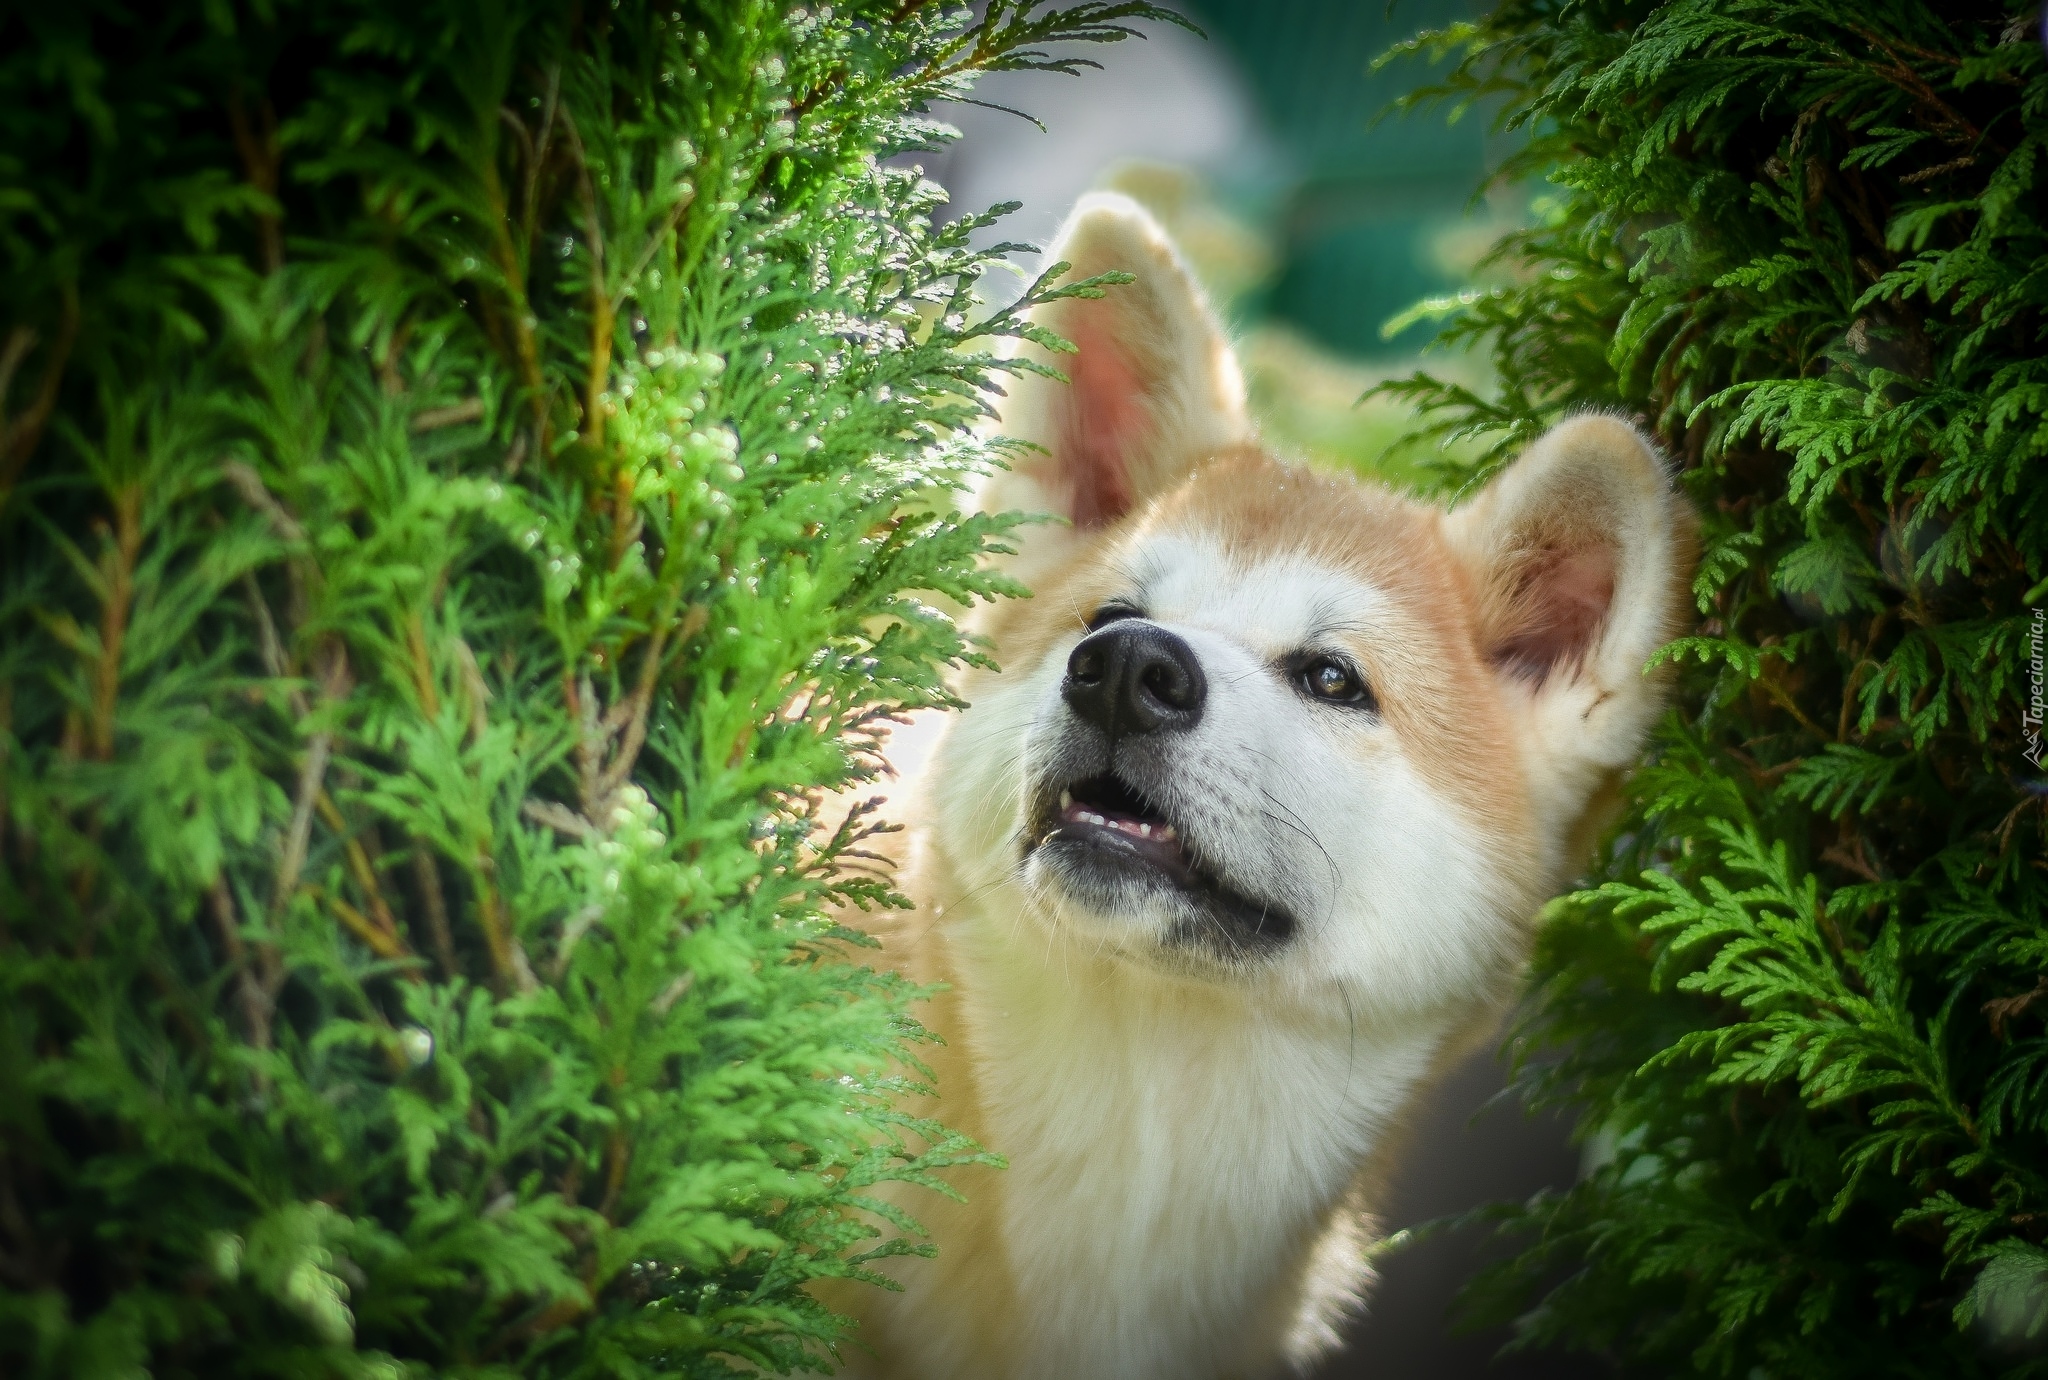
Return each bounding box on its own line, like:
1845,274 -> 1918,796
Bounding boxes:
1025,621 -> 1296,961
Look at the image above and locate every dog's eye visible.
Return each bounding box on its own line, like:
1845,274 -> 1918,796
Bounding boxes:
1087,602 -> 1143,631
1298,656 -> 1372,707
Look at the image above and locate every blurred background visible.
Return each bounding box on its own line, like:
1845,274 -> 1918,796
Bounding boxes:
908,4 -> 1586,1376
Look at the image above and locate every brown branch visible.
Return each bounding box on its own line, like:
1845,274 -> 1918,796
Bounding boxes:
273,730 -> 333,916
321,890 -> 416,966
0,679 -> 12,870
452,637 -> 492,745
470,851 -> 522,990
1848,26 -> 1986,149
404,612 -> 442,720
566,672 -> 604,811
90,487 -> 142,761
1751,647 -> 1832,742
649,970 -> 693,1015
411,398 -> 486,431
1819,838 -> 1882,884
411,845 -> 459,981
559,107 -> 613,453
519,66 -> 562,259
1899,155 -> 1976,185
597,1124 -> 629,1223
482,151 -> 550,441
522,798 -> 595,838
0,328 -> 34,416
376,314 -> 415,396
208,877 -> 273,1050
226,92 -> 284,275
222,460 -> 313,648
591,622 -> 670,807
239,571 -> 310,720
0,285 -> 79,507
315,791 -> 406,951
221,460 -> 307,544
271,644 -> 350,916
609,186 -> 694,320
1986,978 -> 2048,1039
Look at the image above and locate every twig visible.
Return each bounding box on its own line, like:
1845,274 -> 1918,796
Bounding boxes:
208,877 -> 274,1050
482,157 -> 550,440
0,328 -> 34,415
0,284 -> 79,507
411,845 -> 460,981
452,637 -> 492,745
522,798 -> 595,838
1986,978 -> 2048,1039
404,613 -> 442,719
1900,155 -> 1976,185
221,460 -> 307,543
321,889 -> 417,966
226,92 -> 284,274
315,791 -> 406,949
89,486 -> 141,760
240,572 -> 310,718
411,398 -> 486,431
271,645 -> 349,916
591,622 -> 671,807
609,186 -> 694,318
559,106 -> 613,451
0,679 -> 11,868
470,851 -> 528,992
520,66 -> 562,257
273,730 -> 333,917
598,1128 -> 629,1223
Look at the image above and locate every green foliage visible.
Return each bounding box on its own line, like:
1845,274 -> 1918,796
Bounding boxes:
0,2 -> 1178,1375
1382,1 -> 2048,1374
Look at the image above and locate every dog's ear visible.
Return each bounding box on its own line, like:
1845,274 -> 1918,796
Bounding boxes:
981,193 -> 1251,538
1445,415 -> 1694,788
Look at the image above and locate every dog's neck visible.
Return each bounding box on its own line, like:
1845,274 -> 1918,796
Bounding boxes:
929,867 -> 1460,1379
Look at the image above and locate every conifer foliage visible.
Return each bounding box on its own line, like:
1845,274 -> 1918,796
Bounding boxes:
0,3 -> 1172,1375
1387,1 -> 2047,1373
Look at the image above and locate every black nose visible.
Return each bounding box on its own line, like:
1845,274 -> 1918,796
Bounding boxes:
1062,621 -> 1207,737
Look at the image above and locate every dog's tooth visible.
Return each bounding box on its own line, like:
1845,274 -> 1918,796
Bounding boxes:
1060,789 -> 1073,810
1158,824 -> 1177,842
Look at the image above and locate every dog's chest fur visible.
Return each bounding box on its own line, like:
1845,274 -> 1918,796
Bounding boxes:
853,836 -> 1455,1380
973,928 -> 1446,1371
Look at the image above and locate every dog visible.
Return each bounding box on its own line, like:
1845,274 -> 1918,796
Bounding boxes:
823,194 -> 1693,1380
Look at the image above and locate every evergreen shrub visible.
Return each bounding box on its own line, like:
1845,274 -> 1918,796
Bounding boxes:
0,3 -> 1172,1375
1385,1 -> 2047,1374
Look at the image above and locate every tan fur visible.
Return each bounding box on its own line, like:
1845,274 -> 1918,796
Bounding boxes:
819,195 -> 1694,1380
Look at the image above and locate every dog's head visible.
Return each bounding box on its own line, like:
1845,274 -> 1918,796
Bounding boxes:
931,195 -> 1692,1015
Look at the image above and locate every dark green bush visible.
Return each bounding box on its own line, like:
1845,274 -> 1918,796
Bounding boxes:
1386,1 -> 2047,1374
0,3 -> 1171,1375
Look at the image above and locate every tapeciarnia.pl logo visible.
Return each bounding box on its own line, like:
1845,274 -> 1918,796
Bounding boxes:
2026,607 -> 2044,770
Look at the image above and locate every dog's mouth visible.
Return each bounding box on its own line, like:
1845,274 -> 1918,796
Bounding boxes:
1051,773 -> 1194,877
1026,771 -> 1295,952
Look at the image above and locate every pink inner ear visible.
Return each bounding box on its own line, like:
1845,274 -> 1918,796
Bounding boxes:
1057,321 -> 1151,529
1495,543 -> 1617,679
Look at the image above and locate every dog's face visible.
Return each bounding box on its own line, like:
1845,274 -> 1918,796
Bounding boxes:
932,197 -> 1691,1016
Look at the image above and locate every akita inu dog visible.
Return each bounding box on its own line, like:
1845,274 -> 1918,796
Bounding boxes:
826,195 -> 1693,1380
